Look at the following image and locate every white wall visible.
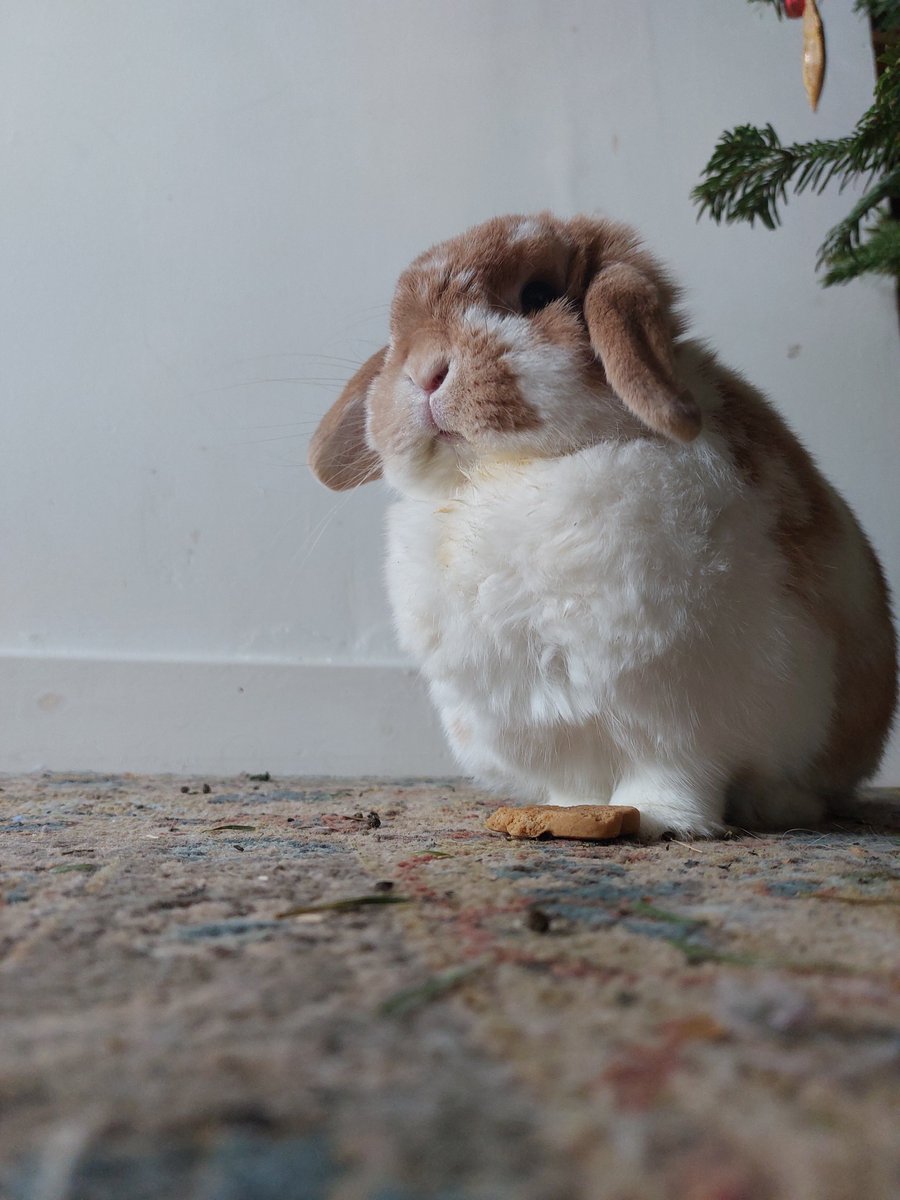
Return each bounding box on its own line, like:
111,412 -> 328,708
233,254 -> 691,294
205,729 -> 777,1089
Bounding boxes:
2,1 -> 898,780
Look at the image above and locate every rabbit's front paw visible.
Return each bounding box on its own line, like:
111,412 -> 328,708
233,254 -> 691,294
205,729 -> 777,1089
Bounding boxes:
611,767 -> 727,841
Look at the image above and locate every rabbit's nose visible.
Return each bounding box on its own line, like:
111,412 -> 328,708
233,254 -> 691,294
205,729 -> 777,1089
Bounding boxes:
411,361 -> 449,396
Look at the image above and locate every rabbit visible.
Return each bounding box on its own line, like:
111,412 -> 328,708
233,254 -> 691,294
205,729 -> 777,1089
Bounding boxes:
309,212 -> 897,838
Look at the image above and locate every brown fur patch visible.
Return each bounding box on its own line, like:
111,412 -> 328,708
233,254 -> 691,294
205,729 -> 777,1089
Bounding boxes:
449,322 -> 541,436
712,370 -> 898,791
403,213 -> 571,315
817,531 -> 898,792
713,371 -> 839,601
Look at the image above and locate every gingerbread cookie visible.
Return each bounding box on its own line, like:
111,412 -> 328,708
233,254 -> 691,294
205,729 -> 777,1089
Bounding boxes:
486,804 -> 640,841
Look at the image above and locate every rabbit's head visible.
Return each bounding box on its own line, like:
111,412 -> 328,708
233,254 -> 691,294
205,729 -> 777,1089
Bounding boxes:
310,213 -> 700,497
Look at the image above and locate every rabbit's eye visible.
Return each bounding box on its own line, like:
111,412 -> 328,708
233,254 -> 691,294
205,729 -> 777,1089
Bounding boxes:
520,280 -> 561,315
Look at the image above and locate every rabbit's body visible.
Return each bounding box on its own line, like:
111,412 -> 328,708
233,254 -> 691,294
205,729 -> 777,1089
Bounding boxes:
310,213 -> 896,837
387,343 -> 879,836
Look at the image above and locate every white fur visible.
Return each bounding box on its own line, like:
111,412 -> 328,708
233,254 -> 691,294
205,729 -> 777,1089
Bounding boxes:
510,217 -> 543,242
452,267 -> 477,290
417,251 -> 449,274
385,357 -> 837,839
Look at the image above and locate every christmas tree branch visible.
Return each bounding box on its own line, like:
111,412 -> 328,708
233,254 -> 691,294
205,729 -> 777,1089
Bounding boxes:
822,214 -> 900,283
817,166 -> 900,260
693,12 -> 900,286
692,124 -> 888,231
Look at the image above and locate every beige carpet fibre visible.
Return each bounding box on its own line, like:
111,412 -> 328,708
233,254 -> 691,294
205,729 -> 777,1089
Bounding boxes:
2,774 -> 899,1200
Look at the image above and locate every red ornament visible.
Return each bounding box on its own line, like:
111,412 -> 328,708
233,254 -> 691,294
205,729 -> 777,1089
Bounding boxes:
784,0 -> 805,17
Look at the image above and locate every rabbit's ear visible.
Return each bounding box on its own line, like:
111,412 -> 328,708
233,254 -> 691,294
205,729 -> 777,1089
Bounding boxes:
584,262 -> 701,443
308,348 -> 386,490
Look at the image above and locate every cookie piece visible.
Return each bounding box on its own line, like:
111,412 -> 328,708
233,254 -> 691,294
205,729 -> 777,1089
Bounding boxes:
486,804 -> 640,841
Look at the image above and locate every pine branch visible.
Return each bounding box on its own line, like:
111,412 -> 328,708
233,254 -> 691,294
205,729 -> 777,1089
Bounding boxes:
693,39 -> 900,286
692,125 -> 791,229
822,216 -> 900,283
692,122 -> 893,231
845,56 -> 900,173
817,167 -> 900,260
856,0 -> 900,25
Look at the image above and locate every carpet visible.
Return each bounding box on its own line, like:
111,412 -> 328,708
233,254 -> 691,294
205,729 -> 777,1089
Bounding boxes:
1,774 -> 899,1200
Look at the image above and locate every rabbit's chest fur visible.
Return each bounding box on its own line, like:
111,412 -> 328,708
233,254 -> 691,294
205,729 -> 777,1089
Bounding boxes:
385,437 -> 825,789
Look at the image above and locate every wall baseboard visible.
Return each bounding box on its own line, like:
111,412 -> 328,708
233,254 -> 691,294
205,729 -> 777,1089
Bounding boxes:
2,653 -> 897,785
0,655 -> 458,776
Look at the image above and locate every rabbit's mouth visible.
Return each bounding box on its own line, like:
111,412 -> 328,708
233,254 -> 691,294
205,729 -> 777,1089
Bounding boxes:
435,428 -> 464,445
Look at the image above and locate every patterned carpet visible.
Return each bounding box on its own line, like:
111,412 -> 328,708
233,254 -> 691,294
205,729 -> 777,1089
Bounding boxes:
1,774 -> 899,1200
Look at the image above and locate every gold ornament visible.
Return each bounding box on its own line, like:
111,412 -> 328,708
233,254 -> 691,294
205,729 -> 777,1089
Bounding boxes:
802,0 -> 826,110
